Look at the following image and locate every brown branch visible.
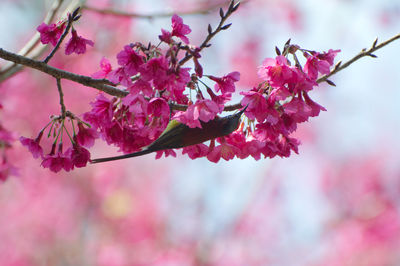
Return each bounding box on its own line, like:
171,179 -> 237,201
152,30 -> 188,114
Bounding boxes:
0,48 -> 126,97
82,1 -> 231,19
317,33 -> 400,84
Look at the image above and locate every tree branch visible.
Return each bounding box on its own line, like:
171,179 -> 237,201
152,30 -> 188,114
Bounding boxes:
56,78 -> 67,117
317,33 -> 400,84
0,48 -> 127,97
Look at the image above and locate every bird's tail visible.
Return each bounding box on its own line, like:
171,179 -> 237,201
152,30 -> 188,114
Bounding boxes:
90,148 -> 152,164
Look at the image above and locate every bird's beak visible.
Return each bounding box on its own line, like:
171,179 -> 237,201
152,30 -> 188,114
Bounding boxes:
238,104 -> 248,115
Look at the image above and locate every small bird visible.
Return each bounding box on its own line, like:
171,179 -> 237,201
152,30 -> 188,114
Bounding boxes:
91,106 -> 247,163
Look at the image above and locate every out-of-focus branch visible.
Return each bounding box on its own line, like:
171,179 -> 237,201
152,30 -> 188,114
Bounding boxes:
82,1 -> 231,19
317,33 -> 400,84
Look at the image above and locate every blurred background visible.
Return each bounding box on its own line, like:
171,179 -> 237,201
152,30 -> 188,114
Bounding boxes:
1,0 -> 400,265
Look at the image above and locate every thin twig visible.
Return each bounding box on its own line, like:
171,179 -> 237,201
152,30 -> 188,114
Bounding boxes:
82,1 -> 231,19
179,0 -> 241,66
56,78 -> 67,117
317,33 -> 400,84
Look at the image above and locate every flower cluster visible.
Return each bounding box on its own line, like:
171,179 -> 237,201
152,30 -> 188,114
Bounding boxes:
20,115 -> 95,172
83,16 -> 339,164
24,8 -> 340,171
229,47 -> 340,161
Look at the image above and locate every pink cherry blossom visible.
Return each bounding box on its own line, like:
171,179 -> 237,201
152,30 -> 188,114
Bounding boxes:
182,144 -> 209,159
128,79 -> 153,97
171,14 -> 192,44
108,67 -> 133,87
186,99 -> 220,124
41,151 -> 73,172
258,55 -> 295,87
37,22 -> 65,46
240,89 -> 270,122
122,94 -> 148,116
65,29 -> 94,55
147,98 -> 170,118
159,29 -> 172,44
155,149 -> 177,159
283,96 -> 313,123
139,56 -> 169,82
117,45 -> 144,76
83,94 -> 115,129
76,123 -> 99,148
317,49 -> 341,65
66,144 -> 91,168
207,141 -> 240,163
303,92 -> 327,117
209,71 -> 240,95
19,136 -> 43,159
304,54 -> 331,80
173,100 -> 219,129
92,57 -> 112,79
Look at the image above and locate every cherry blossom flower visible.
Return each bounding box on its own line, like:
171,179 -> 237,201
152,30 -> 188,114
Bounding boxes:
283,96 -> 313,123
76,123 -> 99,148
240,89 -> 270,122
128,79 -> 153,97
139,56 -> 169,82
182,144 -> 209,159
171,14 -> 192,44
92,57 -> 112,79
83,94 -> 115,129
41,145 -> 74,172
258,55 -> 295,88
65,29 -> 94,55
108,67 -> 133,87
117,45 -> 144,76
159,29 -> 172,44
207,140 -> 241,163
66,144 -> 91,168
209,71 -> 240,95
37,22 -> 66,46
173,100 -> 219,128
155,149 -> 177,159
20,136 -> 43,159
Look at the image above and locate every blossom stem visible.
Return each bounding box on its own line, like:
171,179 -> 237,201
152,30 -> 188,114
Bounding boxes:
56,78 -> 67,118
63,124 -> 74,144
179,0 -> 241,66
